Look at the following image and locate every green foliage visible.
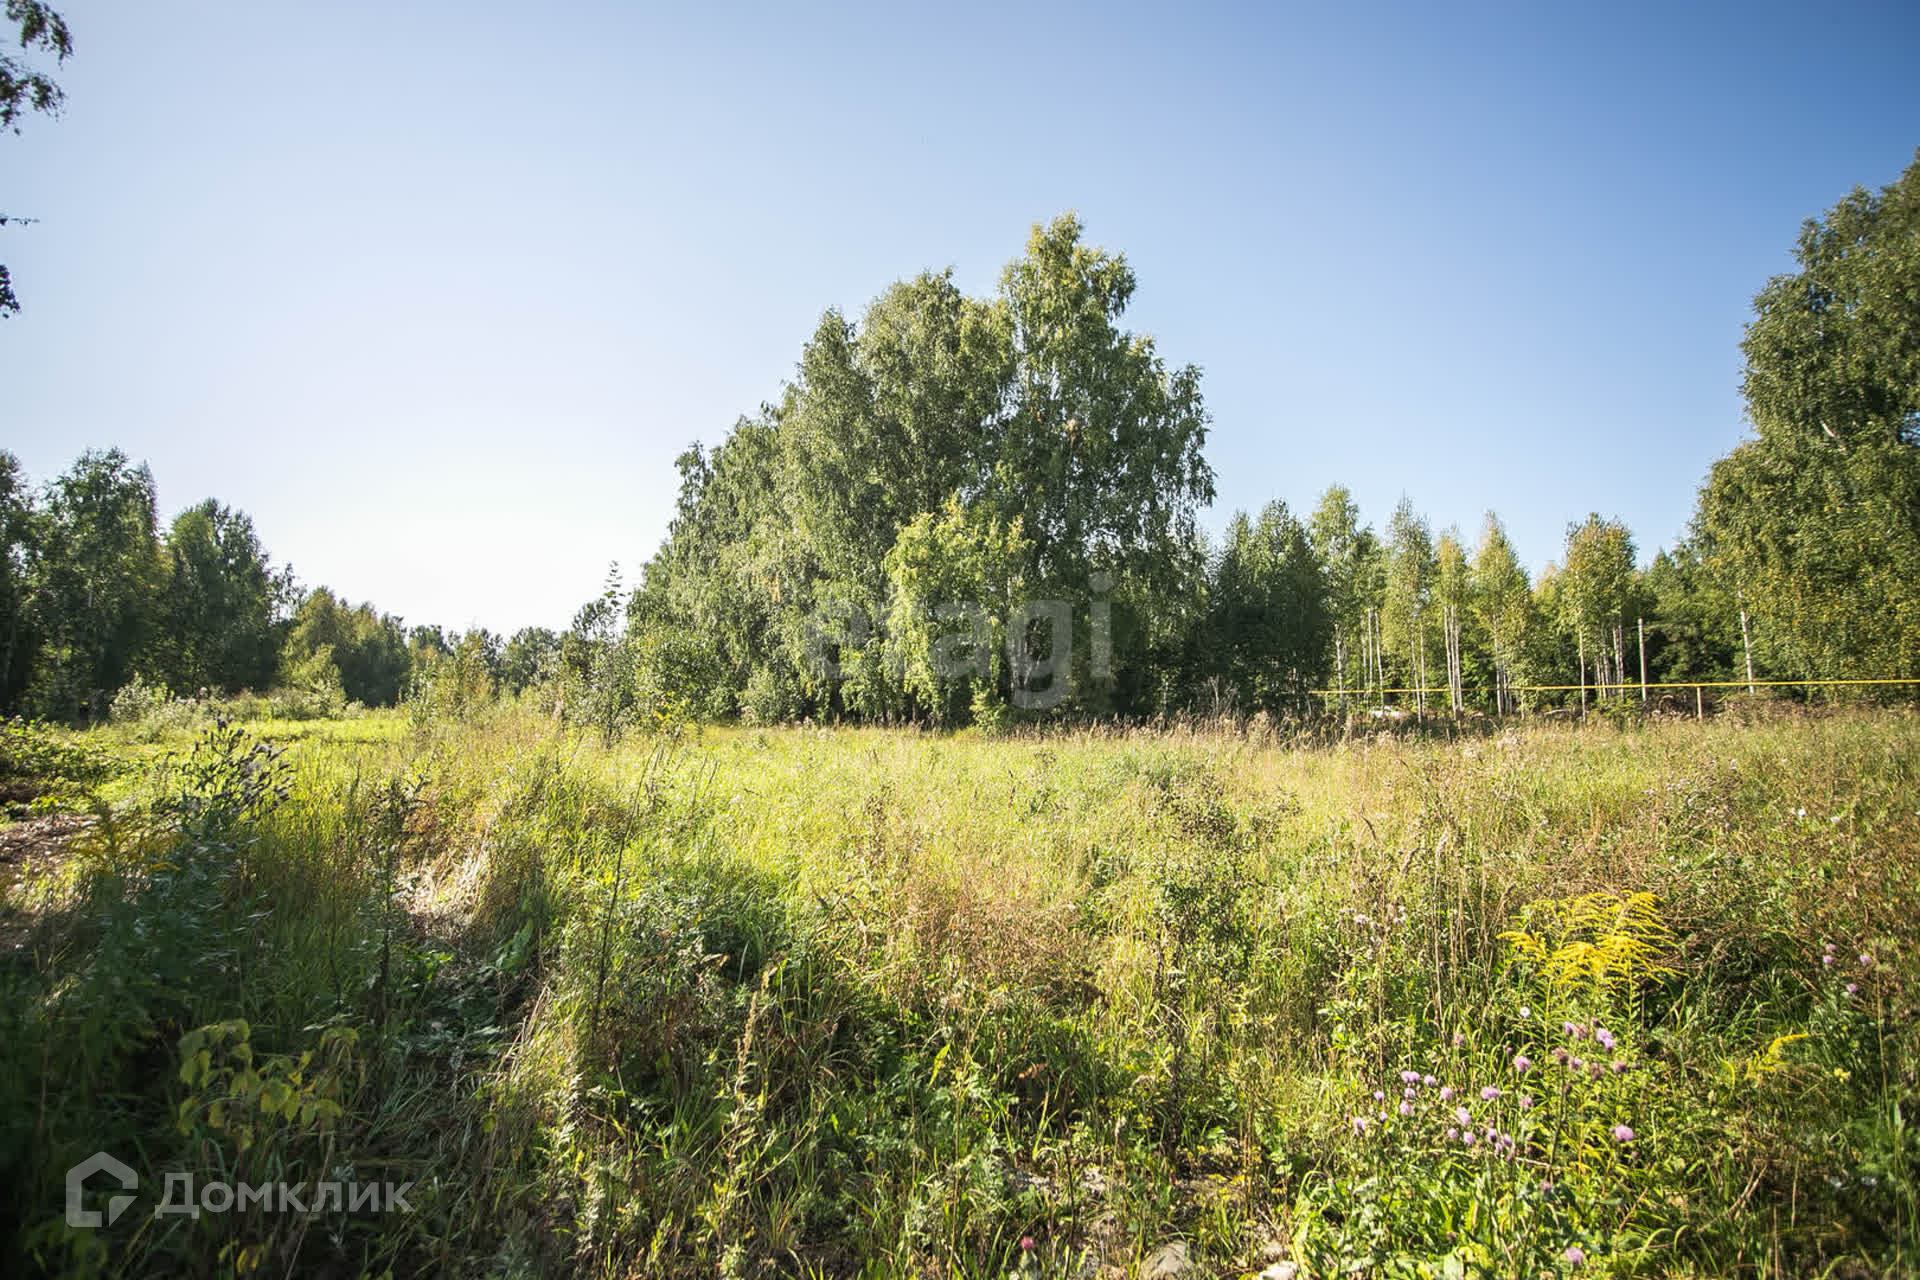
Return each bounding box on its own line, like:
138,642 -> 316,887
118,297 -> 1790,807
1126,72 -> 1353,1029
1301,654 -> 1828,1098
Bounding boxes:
25,449 -> 165,721
1,1 -> 72,315
639,214 -> 1215,727
1200,500 -> 1329,714
0,713 -> 121,804
280,587 -> 411,707
1695,149 -> 1920,685
883,499 -> 1030,724
4,707 -> 1920,1275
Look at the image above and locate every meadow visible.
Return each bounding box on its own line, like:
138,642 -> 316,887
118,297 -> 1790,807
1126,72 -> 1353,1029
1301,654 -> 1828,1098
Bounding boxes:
2,705 -> 1916,1278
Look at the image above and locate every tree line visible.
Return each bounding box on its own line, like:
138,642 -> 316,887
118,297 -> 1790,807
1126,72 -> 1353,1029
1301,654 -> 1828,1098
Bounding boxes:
625,154 -> 1920,727
0,449 -> 576,721
6,152 -> 1916,730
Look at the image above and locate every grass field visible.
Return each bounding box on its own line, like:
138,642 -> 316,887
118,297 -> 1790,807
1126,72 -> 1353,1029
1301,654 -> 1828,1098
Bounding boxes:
2,707 -> 1916,1277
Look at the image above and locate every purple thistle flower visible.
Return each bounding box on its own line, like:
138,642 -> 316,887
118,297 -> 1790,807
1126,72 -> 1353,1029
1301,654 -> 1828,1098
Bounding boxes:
1594,1028 -> 1616,1051
1351,1115 -> 1369,1134
1453,1032 -> 1466,1047
1860,953 -> 1875,967
1373,1090 -> 1385,1102
1481,1086 -> 1502,1101
1439,1086 -> 1455,1101
1564,1245 -> 1586,1265
1423,1074 -> 1437,1087
1514,1055 -> 1533,1073
1846,983 -> 1858,996
1551,1047 -> 1570,1065
1823,955 -> 1834,967
1462,1130 -> 1476,1146
1824,942 -> 1836,954
1456,1106 -> 1472,1126
1446,1126 -> 1459,1140
1611,1124 -> 1634,1143
1399,1101 -> 1414,1116
1518,1095 -> 1534,1110
1401,1070 -> 1422,1084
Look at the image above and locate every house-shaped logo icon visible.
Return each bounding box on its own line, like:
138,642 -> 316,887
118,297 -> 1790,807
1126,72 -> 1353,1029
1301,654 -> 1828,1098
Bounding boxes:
65,1151 -> 138,1228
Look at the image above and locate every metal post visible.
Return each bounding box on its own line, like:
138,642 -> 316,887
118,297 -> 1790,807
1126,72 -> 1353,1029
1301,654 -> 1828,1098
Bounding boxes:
1638,617 -> 1647,705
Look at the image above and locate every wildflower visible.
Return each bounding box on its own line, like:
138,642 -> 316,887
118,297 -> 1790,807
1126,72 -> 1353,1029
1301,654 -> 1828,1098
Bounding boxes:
1823,954 -> 1834,967
1462,1130 -> 1476,1146
1824,942 -> 1836,954
1518,1095 -> 1534,1110
1423,1074 -> 1437,1087
1455,1106 -> 1471,1126
1439,1086 -> 1455,1101
1021,1237 -> 1035,1252
1611,1124 -> 1634,1143
1588,1061 -> 1605,1078
1514,1054 -> 1533,1073
1594,1028 -> 1615,1051
1859,953 -> 1875,967
1481,1086 -> 1502,1101
1564,1245 -> 1586,1265
1563,1020 -> 1583,1039
1611,1060 -> 1629,1074
1571,1057 -> 1584,1070
1400,1070 -> 1422,1085
1518,1005 -> 1531,1019
1845,983 -> 1858,996
1373,1090 -> 1385,1102
1404,1086 -> 1417,1099
1453,1032 -> 1466,1047
1351,1115 -> 1369,1135
1447,1127 -> 1459,1140
1399,1101 -> 1414,1117
1551,1047 -> 1569,1065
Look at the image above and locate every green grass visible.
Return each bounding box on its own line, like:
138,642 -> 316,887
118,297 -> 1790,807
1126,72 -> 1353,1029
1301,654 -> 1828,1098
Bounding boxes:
3,707 -> 1916,1277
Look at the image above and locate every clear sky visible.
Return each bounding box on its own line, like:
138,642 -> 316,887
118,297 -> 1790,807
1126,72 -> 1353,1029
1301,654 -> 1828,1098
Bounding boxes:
5,1 -> 1917,635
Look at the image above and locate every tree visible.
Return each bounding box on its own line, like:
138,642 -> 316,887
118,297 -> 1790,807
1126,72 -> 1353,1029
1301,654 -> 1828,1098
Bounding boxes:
27,449 -> 163,720
1205,501 -> 1328,714
151,500 -> 292,695
637,214 -> 1215,725
1559,514 -> 1637,701
1468,514 -> 1531,713
0,451 -> 37,710
1695,150 -> 1920,683
1640,543 -> 1736,685
1309,485 -> 1371,712
882,499 -> 1030,725
281,588 -> 412,707
1381,498 -> 1435,713
987,214 -> 1214,610
3,2 -> 73,315
501,626 -> 561,697
1741,148 -> 1920,453
1434,528 -> 1470,713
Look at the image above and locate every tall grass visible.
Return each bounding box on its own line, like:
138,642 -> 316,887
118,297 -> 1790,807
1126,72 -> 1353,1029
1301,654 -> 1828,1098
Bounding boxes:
2,708 -> 1915,1276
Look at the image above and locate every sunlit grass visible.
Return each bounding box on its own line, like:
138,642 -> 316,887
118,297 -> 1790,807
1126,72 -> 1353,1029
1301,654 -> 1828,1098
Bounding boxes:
3,708 -> 1916,1276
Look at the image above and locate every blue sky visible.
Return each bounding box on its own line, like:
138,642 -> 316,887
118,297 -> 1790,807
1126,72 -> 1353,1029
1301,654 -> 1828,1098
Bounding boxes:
5,0 -> 1917,634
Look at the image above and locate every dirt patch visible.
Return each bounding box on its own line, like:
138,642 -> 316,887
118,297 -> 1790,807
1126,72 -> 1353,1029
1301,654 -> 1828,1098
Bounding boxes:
0,812 -> 95,878
1,814 -> 96,953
